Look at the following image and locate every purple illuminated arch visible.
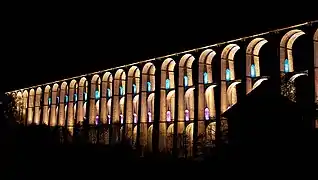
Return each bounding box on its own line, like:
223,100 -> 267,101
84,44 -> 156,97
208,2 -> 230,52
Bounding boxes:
185,109 -> 189,121
148,111 -> 152,122
120,114 -> 124,124
204,107 -> 210,120
133,113 -> 137,123
166,111 -> 171,122
107,114 -> 111,124
95,115 -> 99,125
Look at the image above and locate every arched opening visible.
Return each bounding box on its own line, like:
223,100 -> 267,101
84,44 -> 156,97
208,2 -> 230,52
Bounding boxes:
178,54 -> 195,154
101,72 -> 112,126
280,29 -> 306,101
185,123 -> 194,157
160,58 -> 176,151
89,75 -> 100,125
141,62 -> 156,151
127,66 -> 140,144
148,125 -> 153,152
166,124 -> 174,153
22,90 -> 28,125
58,82 -> 68,127
76,77 -> 87,125
221,44 -> 240,112
112,69 -> 126,143
34,87 -> 42,125
246,38 -> 268,93
49,83 -> 59,126
27,89 -> 35,125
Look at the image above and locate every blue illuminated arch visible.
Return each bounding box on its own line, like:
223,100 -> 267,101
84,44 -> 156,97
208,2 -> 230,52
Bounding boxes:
225,68 -> 231,81
65,95 -> 69,103
133,84 -> 137,94
165,79 -> 170,89
107,88 -> 111,98
184,76 -> 188,87
203,72 -> 208,84
95,90 -> 100,99
48,97 -> 52,105
119,86 -> 124,96
84,92 -> 87,101
250,64 -> 256,78
284,59 -> 289,73
147,81 -> 151,92
74,94 -> 77,102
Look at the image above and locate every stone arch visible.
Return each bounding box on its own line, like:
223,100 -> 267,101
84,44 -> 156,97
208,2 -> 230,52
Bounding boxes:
206,122 -> 216,143
159,58 -> 176,151
101,72 -> 112,124
58,82 -> 68,126
126,66 -> 140,142
42,85 -> 50,125
27,89 -> 35,125
166,124 -> 174,153
89,74 -> 101,125
185,87 -> 195,121
34,87 -> 42,125
177,54 -> 195,137
280,29 -> 305,73
22,90 -> 28,124
226,81 -> 241,107
67,80 -> 77,131
77,77 -> 87,124
313,29 -> 318,103
140,63 -> 156,149
16,91 -> 23,122
147,93 -> 155,122
246,38 -> 268,94
147,125 -> 153,152
112,69 -> 126,143
185,122 -> 194,157
50,83 -> 59,126
198,49 -> 217,139
220,44 -> 240,113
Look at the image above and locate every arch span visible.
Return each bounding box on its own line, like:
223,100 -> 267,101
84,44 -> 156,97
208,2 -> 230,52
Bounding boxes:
280,29 -> 305,73
246,38 -> 268,94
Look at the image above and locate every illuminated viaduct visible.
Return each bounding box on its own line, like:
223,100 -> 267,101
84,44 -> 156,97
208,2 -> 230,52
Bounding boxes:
7,21 -> 318,156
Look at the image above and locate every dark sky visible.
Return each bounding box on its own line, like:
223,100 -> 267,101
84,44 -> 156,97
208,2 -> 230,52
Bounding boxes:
1,5 -> 316,92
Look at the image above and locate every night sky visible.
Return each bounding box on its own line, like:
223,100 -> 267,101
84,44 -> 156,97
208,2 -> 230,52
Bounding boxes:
1,6 -> 316,92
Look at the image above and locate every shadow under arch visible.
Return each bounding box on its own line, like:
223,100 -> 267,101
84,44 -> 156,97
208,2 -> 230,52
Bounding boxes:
246,38 -> 268,94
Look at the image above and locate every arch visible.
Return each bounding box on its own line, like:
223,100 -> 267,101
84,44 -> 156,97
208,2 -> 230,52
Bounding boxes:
34,87 -> 42,125
22,90 -> 28,124
226,81 -> 241,107
160,58 -> 176,151
185,87 -> 195,121
89,74 -> 101,125
147,93 -> 155,122
221,44 -> 240,81
67,80 -> 77,129
58,82 -> 68,126
252,77 -> 268,90
179,54 -> 195,68
27,89 -> 35,125
205,84 -> 217,119
289,72 -> 308,82
220,44 -> 240,113
280,29 -> 306,73
126,66 -> 140,141
147,125 -> 153,152
166,124 -> 174,152
101,72 -> 112,124
77,77 -> 87,124
185,123 -> 194,157
206,122 -> 216,142
246,38 -> 268,93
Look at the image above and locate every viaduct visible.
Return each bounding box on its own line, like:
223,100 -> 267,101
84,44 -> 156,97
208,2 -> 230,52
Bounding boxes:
6,21 -> 318,156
